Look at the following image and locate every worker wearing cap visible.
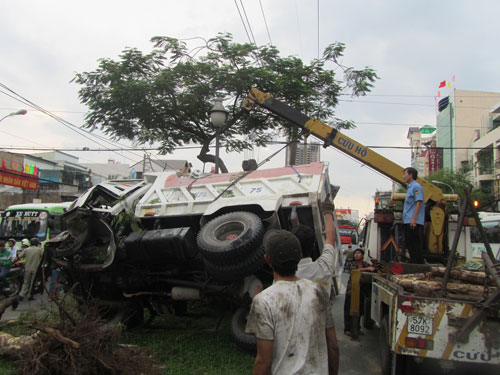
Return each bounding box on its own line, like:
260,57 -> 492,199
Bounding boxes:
18,238 -> 43,301
245,229 -> 337,375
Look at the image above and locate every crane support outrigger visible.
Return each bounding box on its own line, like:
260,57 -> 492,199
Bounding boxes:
242,87 -> 458,257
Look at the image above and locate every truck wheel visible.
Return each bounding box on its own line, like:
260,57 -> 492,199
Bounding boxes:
362,296 -> 375,329
203,245 -> 266,281
197,212 -> 264,264
231,306 -> 257,352
380,316 -> 409,375
380,317 -> 392,375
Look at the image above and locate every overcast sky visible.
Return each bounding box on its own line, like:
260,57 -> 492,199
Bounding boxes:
1,0 -> 500,217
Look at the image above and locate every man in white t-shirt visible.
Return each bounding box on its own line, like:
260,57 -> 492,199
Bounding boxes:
291,196 -> 339,373
245,229 -> 338,375
292,197 -> 338,298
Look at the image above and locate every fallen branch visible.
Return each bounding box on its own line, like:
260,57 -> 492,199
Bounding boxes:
29,322 -> 80,349
0,296 -> 19,319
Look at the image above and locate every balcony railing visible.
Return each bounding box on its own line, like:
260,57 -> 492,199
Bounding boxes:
479,166 -> 494,175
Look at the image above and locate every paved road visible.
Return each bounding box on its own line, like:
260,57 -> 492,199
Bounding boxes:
1,293 -> 50,321
335,274 -> 381,375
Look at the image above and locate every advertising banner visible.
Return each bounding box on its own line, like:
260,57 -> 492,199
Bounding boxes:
0,169 -> 39,190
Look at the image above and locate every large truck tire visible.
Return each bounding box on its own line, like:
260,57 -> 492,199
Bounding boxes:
231,306 -> 257,352
203,245 -> 266,281
362,296 -> 375,329
380,315 -> 410,375
197,212 -> 264,264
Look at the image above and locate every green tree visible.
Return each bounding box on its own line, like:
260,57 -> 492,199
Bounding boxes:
425,168 -> 490,208
73,33 -> 378,172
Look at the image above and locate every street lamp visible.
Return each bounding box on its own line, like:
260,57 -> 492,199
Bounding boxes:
432,180 -> 459,208
209,98 -> 228,174
431,180 -> 455,195
0,109 -> 27,123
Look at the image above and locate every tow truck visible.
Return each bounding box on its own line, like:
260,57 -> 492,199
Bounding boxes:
242,88 -> 500,374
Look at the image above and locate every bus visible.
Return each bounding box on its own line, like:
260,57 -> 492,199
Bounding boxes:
0,202 -> 73,246
470,213 -> 500,261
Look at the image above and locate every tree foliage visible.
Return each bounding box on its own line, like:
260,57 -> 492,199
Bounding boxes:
425,168 -> 490,207
73,33 -> 379,171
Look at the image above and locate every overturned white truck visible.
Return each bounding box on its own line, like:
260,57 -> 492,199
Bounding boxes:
47,161 -> 342,346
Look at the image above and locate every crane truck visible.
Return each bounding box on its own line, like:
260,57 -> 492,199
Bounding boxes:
242,88 -> 500,374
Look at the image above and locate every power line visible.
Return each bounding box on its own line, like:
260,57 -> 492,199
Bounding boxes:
338,98 -> 500,111
0,83 -> 142,163
239,0 -> 258,46
3,94 -> 499,116
259,0 -> 272,44
0,87 -> 135,161
234,0 -> 253,45
317,0 -> 320,59
0,143 -> 496,152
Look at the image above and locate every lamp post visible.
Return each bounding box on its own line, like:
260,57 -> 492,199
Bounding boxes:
0,109 -> 27,123
209,99 -> 228,174
431,180 -> 455,195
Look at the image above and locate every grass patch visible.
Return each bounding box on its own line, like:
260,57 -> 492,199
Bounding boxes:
0,300 -> 254,375
122,302 -> 255,375
0,357 -> 17,375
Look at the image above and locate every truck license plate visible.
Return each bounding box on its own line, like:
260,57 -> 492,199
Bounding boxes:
407,315 -> 433,335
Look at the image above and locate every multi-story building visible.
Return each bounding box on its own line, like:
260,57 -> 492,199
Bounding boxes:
407,127 -> 440,178
468,100 -> 500,206
285,141 -> 321,165
437,89 -> 500,172
81,159 -> 131,185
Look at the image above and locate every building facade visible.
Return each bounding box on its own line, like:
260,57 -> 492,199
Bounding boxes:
467,100 -> 500,205
285,141 -> 321,165
437,89 -> 500,172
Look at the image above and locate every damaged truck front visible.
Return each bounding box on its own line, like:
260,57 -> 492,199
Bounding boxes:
47,162 -> 342,345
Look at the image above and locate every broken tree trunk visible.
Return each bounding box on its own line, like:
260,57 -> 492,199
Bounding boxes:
430,266 -> 489,285
0,332 -> 34,358
390,275 -> 495,298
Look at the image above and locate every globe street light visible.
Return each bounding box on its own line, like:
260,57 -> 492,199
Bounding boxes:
209,99 -> 228,174
0,109 -> 27,123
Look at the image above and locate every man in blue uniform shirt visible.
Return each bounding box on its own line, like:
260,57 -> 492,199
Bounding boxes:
403,167 -> 425,264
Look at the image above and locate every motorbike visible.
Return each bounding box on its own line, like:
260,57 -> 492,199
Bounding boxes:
0,266 -> 23,298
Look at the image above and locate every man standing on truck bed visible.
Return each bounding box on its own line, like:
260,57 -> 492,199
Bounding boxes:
245,229 -> 338,375
403,167 -> 425,264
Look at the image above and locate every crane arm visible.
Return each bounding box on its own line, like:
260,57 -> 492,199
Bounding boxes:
242,88 -> 445,204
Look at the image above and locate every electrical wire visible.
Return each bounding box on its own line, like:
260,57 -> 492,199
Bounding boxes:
259,0 -> 272,45
239,0 -> 258,46
234,0 -> 253,45
317,0 -> 320,59
0,83 -> 142,163
0,143 -> 494,152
